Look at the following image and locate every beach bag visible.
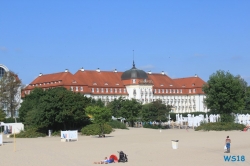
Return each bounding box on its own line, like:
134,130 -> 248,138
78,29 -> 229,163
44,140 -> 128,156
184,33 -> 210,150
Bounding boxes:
224,145 -> 227,151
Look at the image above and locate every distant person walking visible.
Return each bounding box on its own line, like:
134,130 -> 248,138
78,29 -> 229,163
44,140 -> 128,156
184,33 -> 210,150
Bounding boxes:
225,136 -> 231,153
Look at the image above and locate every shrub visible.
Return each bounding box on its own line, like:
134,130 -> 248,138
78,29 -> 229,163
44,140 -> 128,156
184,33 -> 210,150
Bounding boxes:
81,123 -> 113,136
108,120 -> 128,129
10,127 -> 46,138
51,130 -> 61,136
195,122 -> 245,131
4,117 -> 20,123
143,123 -> 169,129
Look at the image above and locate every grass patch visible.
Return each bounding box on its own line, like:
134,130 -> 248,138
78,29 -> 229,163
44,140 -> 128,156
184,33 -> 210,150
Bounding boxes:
10,127 -> 46,138
195,122 -> 245,131
108,120 -> 128,129
81,123 -> 113,136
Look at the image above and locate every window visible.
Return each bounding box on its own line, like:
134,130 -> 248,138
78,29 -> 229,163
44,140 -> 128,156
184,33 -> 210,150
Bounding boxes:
158,89 -> 161,93
115,88 -> 117,93
80,87 -> 83,91
193,89 -> 196,93
180,89 -> 182,93
110,88 -> 113,93
119,88 -> 121,93
166,89 -> 168,93
76,87 -> 78,91
92,88 -> 94,92
132,79 -> 136,84
97,88 -> 99,92
162,89 -> 164,93
154,89 -> 157,93
124,89 -> 126,93
101,88 -> 104,93
177,89 -> 179,93
70,86 -> 74,91
189,89 -> 191,93
170,89 -> 172,93
106,88 -> 108,93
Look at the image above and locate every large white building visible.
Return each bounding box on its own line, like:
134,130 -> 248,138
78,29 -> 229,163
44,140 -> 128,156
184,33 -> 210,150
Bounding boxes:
23,62 -> 208,113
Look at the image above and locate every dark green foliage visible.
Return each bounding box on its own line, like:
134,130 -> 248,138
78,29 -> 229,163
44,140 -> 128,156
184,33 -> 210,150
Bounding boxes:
51,131 -> 61,136
81,123 -> 113,136
203,70 -> 246,116
4,117 -> 20,123
108,120 -> 128,129
143,123 -> 169,129
10,127 -> 46,138
107,98 -> 142,127
220,114 -> 234,123
19,87 -> 92,133
0,109 -> 6,122
195,122 -> 245,131
140,100 -> 171,122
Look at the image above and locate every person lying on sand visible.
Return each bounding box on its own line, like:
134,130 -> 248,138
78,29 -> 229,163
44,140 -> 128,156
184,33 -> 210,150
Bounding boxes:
94,157 -> 114,164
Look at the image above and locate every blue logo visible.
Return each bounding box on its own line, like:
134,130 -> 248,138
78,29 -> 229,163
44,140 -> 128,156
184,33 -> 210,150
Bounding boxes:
224,155 -> 245,162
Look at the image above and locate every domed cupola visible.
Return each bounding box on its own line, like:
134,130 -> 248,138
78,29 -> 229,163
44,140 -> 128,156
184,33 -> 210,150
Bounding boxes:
121,61 -> 148,80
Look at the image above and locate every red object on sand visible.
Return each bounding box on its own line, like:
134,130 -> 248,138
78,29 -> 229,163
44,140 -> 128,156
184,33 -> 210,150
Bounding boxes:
109,154 -> 118,162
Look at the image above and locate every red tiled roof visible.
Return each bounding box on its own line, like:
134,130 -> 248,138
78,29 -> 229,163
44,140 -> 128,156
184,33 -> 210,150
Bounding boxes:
74,70 -> 124,88
148,73 -> 179,89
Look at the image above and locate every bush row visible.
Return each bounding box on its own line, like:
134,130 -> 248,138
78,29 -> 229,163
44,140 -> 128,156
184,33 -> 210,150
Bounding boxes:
195,122 -> 245,131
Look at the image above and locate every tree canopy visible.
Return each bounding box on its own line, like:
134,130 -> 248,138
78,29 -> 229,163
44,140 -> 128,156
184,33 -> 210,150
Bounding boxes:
0,71 -> 22,118
86,106 -> 112,136
140,100 -> 171,122
20,87 -> 91,131
203,70 -> 246,115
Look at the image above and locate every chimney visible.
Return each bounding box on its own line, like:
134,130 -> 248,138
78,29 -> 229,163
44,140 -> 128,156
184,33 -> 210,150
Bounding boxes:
195,74 -> 198,77
65,69 -> 69,72
147,70 -> 152,74
114,69 -> 117,72
39,73 -> 43,77
96,68 -> 100,72
161,71 -> 165,75
80,67 -> 84,72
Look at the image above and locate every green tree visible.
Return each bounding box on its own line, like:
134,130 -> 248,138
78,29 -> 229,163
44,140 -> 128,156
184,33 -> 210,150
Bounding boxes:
244,86 -> 250,111
107,97 -> 125,117
0,108 -> 6,122
0,71 -> 22,118
20,87 -> 91,131
140,100 -> 171,122
119,99 -> 142,127
86,106 -> 112,137
203,70 -> 246,122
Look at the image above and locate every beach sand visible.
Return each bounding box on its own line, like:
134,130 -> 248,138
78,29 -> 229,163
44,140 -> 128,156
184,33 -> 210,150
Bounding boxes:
0,128 -> 249,166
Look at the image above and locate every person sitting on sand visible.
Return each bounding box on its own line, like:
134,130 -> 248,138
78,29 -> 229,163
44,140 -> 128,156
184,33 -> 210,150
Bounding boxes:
94,157 -> 114,164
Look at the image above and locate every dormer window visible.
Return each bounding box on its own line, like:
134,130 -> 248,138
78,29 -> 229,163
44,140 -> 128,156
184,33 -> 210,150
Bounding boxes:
93,83 -> 97,85
105,83 -> 108,86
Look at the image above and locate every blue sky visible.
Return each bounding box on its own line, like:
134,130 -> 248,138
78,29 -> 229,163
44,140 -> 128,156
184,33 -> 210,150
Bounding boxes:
1,1 -> 250,85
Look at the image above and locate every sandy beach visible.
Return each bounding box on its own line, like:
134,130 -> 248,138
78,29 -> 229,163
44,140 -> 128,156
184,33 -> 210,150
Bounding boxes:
0,128 -> 249,166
